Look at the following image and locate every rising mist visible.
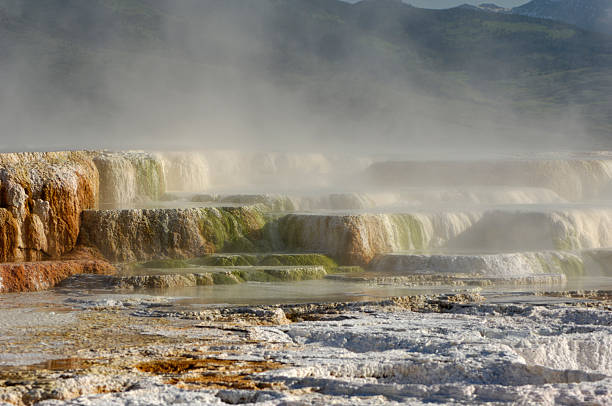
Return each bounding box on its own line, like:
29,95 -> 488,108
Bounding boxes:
0,0 -> 610,154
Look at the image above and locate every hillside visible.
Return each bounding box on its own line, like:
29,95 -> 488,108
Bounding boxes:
0,0 -> 611,150
512,0 -> 612,35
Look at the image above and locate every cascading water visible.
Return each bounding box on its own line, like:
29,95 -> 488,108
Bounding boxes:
94,151 -> 165,207
5,149 -> 611,293
157,152 -> 210,193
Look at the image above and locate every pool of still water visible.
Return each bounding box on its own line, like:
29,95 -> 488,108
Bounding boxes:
3,274 -> 610,314
99,273 -> 612,307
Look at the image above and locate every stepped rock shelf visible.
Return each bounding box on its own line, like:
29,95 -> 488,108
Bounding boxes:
2,150 -> 612,292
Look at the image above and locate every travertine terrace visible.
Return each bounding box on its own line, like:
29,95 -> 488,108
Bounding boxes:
1,149 -> 612,405
2,149 -> 612,289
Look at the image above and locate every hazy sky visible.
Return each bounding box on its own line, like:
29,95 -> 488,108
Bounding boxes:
344,0 -> 529,8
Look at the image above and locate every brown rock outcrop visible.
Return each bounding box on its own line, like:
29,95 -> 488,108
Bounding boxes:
278,214 -> 397,266
0,208 -> 19,262
0,151 -> 99,262
0,259 -> 115,293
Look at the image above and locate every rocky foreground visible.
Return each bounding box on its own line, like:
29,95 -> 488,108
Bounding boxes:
0,291 -> 611,406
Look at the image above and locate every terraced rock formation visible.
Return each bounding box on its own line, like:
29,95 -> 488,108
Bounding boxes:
278,208 -> 612,265
4,150 -> 612,292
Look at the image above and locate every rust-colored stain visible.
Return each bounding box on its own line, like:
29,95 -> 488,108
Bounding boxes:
136,358 -> 285,390
0,259 -> 115,293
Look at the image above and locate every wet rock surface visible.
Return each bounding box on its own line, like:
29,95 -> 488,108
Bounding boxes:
0,292 -> 610,405
100,266 -> 328,290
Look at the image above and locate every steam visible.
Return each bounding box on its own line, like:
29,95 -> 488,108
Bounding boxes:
0,0 -> 605,154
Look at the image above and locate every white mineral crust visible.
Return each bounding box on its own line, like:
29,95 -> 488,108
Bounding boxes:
34,302 -> 612,406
